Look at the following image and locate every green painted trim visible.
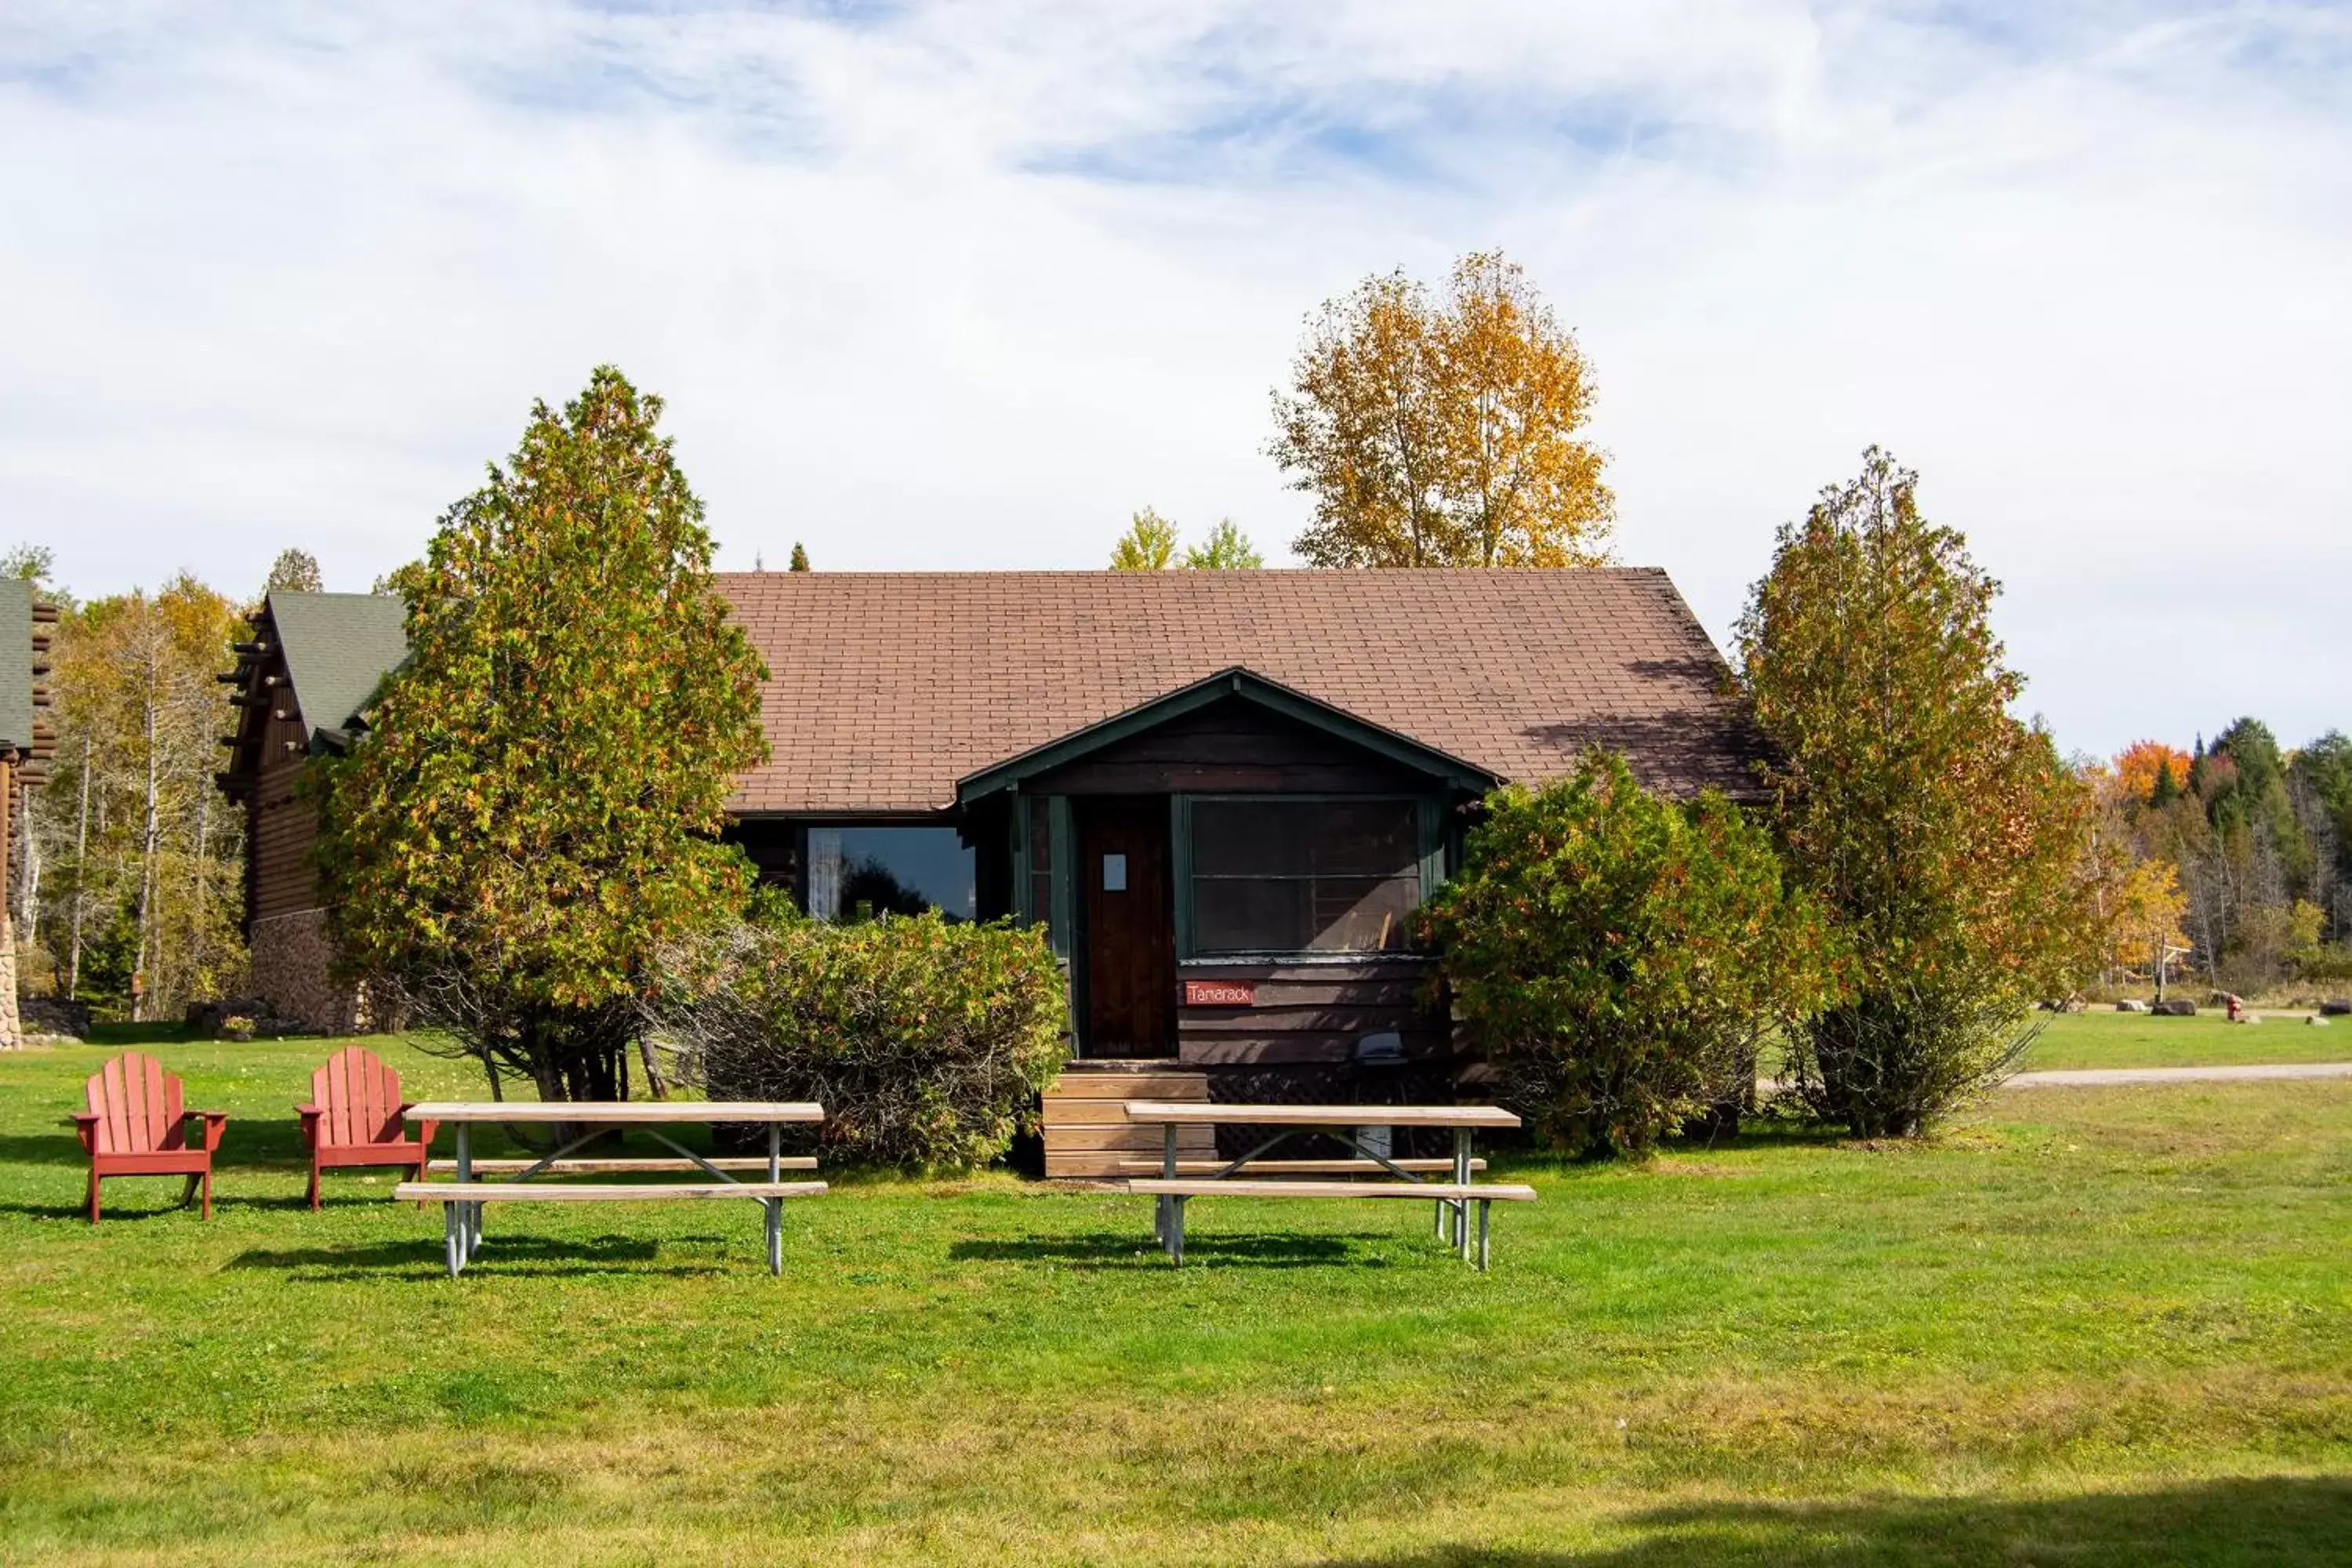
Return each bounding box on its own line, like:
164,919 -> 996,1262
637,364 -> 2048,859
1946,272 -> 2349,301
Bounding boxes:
955,666 -> 1497,803
1011,788 -> 1033,924
1171,793 -> 1194,960
1045,796 -> 1080,1055
1047,797 -> 1074,960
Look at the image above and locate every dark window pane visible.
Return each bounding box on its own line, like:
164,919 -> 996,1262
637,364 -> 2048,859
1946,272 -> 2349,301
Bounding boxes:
1192,800 -> 1417,878
1191,800 -> 1306,877
808,827 -> 975,922
1194,878 -> 1312,955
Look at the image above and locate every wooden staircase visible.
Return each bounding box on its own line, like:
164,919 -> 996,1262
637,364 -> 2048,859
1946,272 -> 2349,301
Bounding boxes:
1041,1061 -> 1214,1179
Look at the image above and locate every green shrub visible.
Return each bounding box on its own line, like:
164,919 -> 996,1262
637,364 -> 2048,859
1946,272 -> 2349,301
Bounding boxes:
1421,752 -> 1838,1158
645,909 -> 1069,1170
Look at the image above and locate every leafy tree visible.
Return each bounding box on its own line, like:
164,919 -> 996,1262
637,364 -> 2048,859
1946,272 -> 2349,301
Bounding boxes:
2290,732 -> 2352,940
789,543 -> 811,572
1270,250 -> 1613,568
1,543 -> 54,582
2103,857 -> 2189,984
263,549 -> 323,595
2296,732 -> 2352,834
1180,519 -> 1264,570
41,575 -> 246,1016
1420,753 -> 1838,1158
1737,448 -> 2103,1137
2114,740 -> 2192,807
1109,507 -> 1180,570
315,367 -> 769,1103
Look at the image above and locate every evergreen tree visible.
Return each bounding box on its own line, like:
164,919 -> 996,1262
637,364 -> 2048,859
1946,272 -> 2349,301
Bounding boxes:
789,543 -> 810,572
315,367 -> 769,1102
1737,448 -> 2103,1136
263,549 -> 323,594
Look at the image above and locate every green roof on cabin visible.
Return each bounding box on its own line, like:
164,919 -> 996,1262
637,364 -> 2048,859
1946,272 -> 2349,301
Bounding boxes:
268,591 -> 410,746
0,579 -> 34,754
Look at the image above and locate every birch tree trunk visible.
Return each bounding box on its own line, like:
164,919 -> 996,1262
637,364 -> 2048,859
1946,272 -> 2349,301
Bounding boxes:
134,636 -> 162,1022
65,737 -> 89,998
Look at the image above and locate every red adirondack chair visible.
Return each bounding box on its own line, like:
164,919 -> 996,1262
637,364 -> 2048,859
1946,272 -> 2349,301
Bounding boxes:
297,1046 -> 437,1209
71,1052 -> 230,1223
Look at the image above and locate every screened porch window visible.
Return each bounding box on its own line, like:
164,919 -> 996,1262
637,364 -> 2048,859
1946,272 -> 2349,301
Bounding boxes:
1186,798 -> 1422,956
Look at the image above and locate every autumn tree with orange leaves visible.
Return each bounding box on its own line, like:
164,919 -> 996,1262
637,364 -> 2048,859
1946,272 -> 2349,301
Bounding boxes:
2114,740 -> 2194,806
1269,252 -> 1613,568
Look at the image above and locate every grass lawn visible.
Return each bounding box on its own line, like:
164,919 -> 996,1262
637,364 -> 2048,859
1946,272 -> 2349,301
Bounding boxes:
2020,1009 -> 2351,1071
2,1034 -> 2347,1566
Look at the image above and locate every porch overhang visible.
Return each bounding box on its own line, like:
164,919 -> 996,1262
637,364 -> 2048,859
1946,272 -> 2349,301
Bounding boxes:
954,666 -> 1501,805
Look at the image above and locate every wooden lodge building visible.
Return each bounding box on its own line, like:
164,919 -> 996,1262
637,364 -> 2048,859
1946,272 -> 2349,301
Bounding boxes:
223,571 -> 1762,1168
217,591 -> 411,1033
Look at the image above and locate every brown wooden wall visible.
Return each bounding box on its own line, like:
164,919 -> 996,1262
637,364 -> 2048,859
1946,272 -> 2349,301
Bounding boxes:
1173,957 -> 1446,1065
1025,698 -> 1436,796
247,661 -> 324,925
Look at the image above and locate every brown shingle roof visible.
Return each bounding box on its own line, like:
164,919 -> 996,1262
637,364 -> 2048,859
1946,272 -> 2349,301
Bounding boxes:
718,568 -> 1764,814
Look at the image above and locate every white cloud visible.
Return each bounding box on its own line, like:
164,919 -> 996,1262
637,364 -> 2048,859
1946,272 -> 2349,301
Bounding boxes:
2,0 -> 2346,754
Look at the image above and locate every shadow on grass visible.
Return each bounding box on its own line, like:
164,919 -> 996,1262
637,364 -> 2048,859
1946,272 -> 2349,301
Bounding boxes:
226,1233 -> 737,1281
0,1133 -> 100,1169
85,1022 -> 196,1047
1312,1475 -> 2352,1567
1,1189 -> 354,1221
949,1230 -> 1378,1269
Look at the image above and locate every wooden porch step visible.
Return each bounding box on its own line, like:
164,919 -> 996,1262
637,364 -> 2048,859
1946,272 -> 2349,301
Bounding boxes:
1041,1065 -> 1211,1179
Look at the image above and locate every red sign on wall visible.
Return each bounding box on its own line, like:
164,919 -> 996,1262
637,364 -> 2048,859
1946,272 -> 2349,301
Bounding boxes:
1183,979 -> 1258,1007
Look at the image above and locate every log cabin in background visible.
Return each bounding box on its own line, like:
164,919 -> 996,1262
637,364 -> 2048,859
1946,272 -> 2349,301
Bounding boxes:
0,579 -> 57,1049
221,571 -> 1764,1171
216,591 -> 410,1033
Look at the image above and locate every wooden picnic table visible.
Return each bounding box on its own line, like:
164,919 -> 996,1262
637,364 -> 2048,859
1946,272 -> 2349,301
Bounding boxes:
1120,1102 -> 1530,1269
395,1101 -> 826,1277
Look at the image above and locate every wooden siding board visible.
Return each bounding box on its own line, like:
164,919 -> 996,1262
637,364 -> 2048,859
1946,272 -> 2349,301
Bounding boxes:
1179,1033 -> 1450,1065
1025,699 -> 1439,797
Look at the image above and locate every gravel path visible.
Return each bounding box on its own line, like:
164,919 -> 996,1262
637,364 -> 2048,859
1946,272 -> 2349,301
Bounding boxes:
2003,1062 -> 2352,1087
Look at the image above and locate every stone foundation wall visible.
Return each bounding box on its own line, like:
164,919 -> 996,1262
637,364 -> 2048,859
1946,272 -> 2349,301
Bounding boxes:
249,908 -> 375,1035
0,913 -> 19,1051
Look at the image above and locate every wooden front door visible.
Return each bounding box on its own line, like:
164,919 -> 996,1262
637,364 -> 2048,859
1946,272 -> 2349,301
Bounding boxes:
1078,797 -> 1175,1058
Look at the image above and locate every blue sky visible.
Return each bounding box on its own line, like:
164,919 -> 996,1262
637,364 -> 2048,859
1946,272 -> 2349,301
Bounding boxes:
2,0 -> 2347,757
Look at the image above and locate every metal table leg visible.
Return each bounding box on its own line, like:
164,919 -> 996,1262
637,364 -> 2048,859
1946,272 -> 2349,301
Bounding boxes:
1156,1123 -> 1178,1251
442,1202 -> 462,1277
456,1123 -> 483,1258
1477,1200 -> 1490,1271
767,1125 -> 783,1275
1453,1127 -> 1473,1258
1449,1128 -> 1468,1260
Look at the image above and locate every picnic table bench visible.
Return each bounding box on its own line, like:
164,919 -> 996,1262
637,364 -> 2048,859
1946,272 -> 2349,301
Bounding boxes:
1121,1102 -> 1534,1269
393,1102 -> 826,1276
